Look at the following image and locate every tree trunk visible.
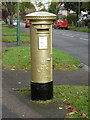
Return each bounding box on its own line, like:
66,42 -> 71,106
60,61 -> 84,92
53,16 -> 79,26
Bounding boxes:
76,10 -> 79,20
3,17 -> 8,24
9,14 -> 13,27
10,15 -> 13,24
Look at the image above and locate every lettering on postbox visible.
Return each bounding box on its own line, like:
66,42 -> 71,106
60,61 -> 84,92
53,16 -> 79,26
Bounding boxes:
39,36 -> 48,49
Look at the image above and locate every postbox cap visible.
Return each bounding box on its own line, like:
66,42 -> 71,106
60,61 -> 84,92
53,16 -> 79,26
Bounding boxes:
26,11 -> 56,20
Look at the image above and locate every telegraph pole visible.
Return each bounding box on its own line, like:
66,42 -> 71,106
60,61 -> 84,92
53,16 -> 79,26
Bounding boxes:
78,1 -> 80,27
17,0 -> 20,46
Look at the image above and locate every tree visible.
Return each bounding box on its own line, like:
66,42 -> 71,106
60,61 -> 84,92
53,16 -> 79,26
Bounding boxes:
81,2 -> 90,11
20,2 -> 35,14
37,2 -> 44,10
2,2 -> 16,26
2,9 -> 9,24
2,2 -> 35,26
64,2 -> 82,19
48,2 -> 58,15
37,2 -> 47,11
32,1 -> 47,11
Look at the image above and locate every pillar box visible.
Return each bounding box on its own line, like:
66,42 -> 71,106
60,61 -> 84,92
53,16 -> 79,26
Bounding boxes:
26,11 -> 56,101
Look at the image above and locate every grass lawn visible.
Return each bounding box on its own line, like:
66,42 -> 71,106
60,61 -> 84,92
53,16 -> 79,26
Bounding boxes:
2,23 -> 30,43
69,26 -> 90,32
14,85 -> 88,119
2,35 -> 30,43
2,46 -> 80,71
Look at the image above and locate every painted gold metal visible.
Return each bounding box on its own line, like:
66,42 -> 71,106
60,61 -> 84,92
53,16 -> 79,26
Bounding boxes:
26,12 -> 56,83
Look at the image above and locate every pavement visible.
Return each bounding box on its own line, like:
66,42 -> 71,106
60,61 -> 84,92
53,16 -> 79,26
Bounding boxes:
1,42 -> 88,119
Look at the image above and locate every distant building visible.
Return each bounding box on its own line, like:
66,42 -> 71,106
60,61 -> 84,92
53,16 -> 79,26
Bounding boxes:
58,9 -> 67,17
57,4 -> 76,18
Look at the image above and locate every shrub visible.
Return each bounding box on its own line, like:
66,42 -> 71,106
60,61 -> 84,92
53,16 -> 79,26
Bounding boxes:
67,14 -> 78,26
58,16 -> 67,20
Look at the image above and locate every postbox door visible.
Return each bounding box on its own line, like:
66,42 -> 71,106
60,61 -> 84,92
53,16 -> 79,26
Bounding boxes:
31,26 -> 52,83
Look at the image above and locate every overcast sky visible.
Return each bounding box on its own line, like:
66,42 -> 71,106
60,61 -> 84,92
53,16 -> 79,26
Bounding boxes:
31,0 -> 52,10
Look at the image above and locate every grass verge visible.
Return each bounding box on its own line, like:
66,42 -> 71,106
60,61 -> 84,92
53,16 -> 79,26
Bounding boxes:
14,85 -> 88,119
69,26 -> 90,32
2,23 -> 30,43
2,46 -> 80,71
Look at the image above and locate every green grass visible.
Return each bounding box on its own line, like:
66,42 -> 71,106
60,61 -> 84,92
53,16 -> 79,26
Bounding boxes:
69,26 -> 90,32
53,48 -> 80,70
2,24 -> 30,43
15,85 -> 88,119
2,35 -> 30,43
2,23 -> 9,27
2,46 -> 80,71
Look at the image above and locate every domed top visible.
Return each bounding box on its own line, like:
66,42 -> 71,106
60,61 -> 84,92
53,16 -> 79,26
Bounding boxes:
26,11 -> 56,20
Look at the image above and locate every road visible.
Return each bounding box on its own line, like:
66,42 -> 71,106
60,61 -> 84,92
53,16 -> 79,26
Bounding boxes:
53,29 -> 88,65
20,23 -> 88,65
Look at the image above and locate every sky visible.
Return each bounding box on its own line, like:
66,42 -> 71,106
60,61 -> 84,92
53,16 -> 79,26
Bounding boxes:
31,0 -> 52,10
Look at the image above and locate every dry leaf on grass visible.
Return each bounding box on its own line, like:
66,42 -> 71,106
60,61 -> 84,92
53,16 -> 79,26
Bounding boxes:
66,106 -> 78,116
58,107 -> 63,110
81,112 -> 87,118
68,111 -> 77,115
61,93 -> 66,96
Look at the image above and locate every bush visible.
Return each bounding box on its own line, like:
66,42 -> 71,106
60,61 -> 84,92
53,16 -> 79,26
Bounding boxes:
67,14 -> 78,26
58,16 -> 67,20
83,19 -> 88,26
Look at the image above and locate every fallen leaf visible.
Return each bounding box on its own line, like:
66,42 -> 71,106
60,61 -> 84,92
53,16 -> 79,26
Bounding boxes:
66,106 -> 72,109
81,112 -> 86,118
73,96 -> 77,98
58,107 -> 63,110
68,111 -> 77,115
77,92 -> 79,94
61,93 -> 66,96
11,68 -> 15,71
67,98 -> 70,100
67,102 -> 72,105
63,99 -> 67,102
66,106 -> 78,116
11,66 -> 16,70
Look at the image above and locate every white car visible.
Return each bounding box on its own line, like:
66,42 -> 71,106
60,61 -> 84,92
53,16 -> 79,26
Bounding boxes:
13,20 -> 17,26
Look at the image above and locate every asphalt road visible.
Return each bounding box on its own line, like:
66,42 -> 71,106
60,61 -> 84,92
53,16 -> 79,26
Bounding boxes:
53,29 -> 88,65
20,23 -> 88,65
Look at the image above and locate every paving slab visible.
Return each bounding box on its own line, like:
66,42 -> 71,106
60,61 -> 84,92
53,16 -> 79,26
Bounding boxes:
2,69 -> 88,89
2,70 -> 70,119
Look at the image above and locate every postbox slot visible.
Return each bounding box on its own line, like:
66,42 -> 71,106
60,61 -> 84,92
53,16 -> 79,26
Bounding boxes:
36,28 -> 49,33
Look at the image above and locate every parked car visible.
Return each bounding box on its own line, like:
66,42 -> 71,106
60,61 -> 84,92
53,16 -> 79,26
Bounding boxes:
25,19 -> 30,28
54,20 -> 68,29
13,20 -> 17,26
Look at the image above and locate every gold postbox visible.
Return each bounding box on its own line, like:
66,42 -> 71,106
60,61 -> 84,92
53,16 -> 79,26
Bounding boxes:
26,11 -> 56,101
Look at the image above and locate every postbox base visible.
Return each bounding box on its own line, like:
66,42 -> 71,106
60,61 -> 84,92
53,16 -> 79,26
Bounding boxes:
31,81 -> 53,101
